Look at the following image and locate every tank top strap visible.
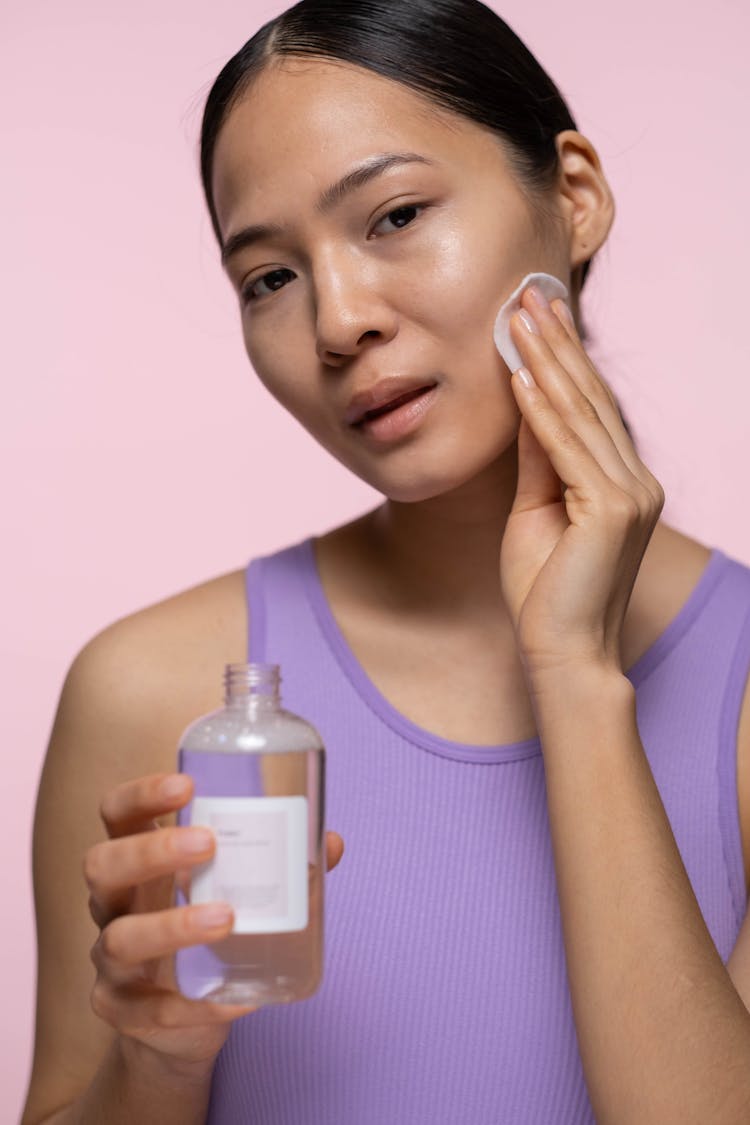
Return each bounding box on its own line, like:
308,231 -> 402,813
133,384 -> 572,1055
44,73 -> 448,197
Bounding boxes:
245,537 -> 314,666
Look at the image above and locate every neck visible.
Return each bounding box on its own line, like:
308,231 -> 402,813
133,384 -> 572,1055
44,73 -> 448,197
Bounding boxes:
361,446 -> 520,624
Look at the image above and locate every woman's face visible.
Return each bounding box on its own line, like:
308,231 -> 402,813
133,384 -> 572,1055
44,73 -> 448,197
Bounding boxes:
211,56 -> 571,501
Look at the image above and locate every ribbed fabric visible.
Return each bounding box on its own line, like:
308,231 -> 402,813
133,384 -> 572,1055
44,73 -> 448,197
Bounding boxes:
207,537 -> 750,1124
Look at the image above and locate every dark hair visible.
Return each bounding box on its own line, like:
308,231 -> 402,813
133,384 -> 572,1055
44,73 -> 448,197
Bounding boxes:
199,0 -> 636,447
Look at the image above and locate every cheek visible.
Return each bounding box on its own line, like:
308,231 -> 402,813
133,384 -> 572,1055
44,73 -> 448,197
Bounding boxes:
243,338 -> 337,454
421,226 -> 483,310
412,235 -> 503,389
243,327 -> 306,410
416,222 -> 511,347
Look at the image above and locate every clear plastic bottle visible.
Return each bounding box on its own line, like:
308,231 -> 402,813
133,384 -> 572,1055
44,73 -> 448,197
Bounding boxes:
174,662 -> 326,1007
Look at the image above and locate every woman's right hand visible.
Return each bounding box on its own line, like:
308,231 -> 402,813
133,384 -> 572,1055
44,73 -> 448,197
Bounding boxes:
84,772 -> 344,1071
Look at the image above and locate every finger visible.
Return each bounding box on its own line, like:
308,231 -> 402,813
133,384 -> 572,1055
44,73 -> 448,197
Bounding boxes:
525,289 -> 622,414
89,824 -> 346,930
510,362 -> 649,526
91,977 -> 258,1036
326,830 -> 345,871
518,290 -> 651,483
528,293 -> 665,507
511,310 -> 649,500
92,901 -> 235,986
548,298 -> 620,413
100,773 -> 194,839
90,825 -> 345,902
85,825 -> 215,928
547,297 -> 636,447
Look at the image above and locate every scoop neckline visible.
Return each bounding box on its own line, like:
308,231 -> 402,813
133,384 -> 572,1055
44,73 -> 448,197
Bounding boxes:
298,536 -> 726,764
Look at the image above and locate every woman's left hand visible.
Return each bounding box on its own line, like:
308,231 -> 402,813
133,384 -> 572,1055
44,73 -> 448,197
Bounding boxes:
499,282 -> 665,681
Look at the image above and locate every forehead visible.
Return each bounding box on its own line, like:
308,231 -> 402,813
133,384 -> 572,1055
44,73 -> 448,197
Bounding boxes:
211,56 -> 505,235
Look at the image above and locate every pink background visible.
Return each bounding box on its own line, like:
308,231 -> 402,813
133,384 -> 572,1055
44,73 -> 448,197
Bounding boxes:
5,0 -> 750,1117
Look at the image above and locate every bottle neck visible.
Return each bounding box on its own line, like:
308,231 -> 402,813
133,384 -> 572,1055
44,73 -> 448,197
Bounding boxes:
223,663 -> 281,709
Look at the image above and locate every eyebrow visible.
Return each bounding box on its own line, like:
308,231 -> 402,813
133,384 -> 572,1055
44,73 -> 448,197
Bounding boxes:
220,151 -> 435,267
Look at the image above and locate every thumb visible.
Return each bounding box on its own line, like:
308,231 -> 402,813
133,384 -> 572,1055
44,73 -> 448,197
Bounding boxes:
326,830 -> 345,871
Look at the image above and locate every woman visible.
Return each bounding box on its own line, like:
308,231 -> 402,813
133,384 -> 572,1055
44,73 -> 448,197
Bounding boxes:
22,1 -> 750,1122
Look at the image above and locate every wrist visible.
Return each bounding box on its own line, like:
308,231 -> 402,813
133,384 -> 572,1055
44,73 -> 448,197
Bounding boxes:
525,659 -> 635,721
116,1033 -> 217,1089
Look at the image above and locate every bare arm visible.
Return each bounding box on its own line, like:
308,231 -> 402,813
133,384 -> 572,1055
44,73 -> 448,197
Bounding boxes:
531,664 -> 750,1125
22,614 -> 345,1125
32,1038 -> 216,1125
20,628 -> 249,1125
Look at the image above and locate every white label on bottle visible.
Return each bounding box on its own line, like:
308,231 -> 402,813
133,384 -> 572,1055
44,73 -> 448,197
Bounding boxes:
190,796 -> 308,934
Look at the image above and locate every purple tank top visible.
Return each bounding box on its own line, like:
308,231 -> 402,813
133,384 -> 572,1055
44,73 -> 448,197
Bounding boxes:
207,536 -> 750,1123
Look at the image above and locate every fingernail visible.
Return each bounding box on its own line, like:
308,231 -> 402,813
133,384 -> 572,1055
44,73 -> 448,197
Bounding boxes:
194,903 -> 233,928
518,309 -> 540,335
515,366 -> 535,390
526,285 -> 550,311
179,828 -> 214,853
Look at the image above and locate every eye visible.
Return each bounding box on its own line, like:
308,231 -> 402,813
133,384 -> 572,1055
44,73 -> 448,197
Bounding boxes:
239,204 -> 426,307
371,203 -> 425,236
240,267 -> 295,306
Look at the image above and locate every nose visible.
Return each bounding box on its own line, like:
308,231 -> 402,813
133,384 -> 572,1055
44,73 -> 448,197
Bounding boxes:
312,253 -> 398,366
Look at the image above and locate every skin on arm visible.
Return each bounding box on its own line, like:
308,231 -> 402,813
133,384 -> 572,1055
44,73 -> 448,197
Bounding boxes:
499,287 -> 750,1123
21,600 -> 233,1124
22,571 -> 346,1125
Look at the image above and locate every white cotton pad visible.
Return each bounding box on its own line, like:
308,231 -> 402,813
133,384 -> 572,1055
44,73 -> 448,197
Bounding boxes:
493,271 -> 570,374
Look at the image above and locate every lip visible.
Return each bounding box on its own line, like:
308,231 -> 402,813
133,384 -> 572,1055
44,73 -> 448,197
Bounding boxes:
345,375 -> 440,427
353,384 -> 439,444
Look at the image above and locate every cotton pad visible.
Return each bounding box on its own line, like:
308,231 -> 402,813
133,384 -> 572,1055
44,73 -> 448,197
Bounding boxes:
493,272 -> 569,374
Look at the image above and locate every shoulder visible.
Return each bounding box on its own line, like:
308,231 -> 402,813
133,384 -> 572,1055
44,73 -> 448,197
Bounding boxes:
655,524 -> 750,903
635,523 -> 750,905
639,521 -> 714,608
83,563 -> 249,668
621,521 -> 713,670
641,518 -> 750,696
59,564 -> 249,782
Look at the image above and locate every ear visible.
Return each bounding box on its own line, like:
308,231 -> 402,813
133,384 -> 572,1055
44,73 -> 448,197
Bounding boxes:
553,130 -> 616,273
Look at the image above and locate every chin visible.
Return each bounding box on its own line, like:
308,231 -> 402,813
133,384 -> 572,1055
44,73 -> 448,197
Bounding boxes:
380,479 -> 455,504
367,454 -> 514,505
320,412 -> 519,501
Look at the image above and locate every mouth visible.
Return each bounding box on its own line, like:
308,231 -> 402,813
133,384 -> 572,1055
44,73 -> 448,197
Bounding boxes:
352,384 -> 439,443
354,385 -> 437,425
